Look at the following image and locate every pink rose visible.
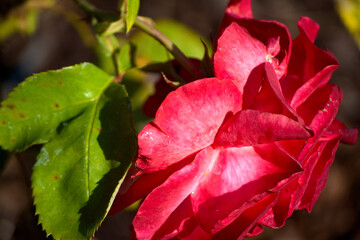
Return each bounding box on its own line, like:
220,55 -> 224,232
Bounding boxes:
110,0 -> 358,239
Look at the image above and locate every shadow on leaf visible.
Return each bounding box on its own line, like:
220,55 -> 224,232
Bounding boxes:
78,83 -> 137,238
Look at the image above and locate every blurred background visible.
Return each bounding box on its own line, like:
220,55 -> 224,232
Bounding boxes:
0,0 -> 359,239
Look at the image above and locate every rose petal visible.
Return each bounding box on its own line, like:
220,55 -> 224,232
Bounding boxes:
216,0 -> 253,50
214,22 -> 267,91
281,18 -> 338,103
236,19 -> 291,79
246,224 -> 264,237
274,139 -> 306,160
298,16 -> 319,43
214,109 -> 311,147
299,136 -> 342,211
290,65 -> 338,109
243,63 -> 304,123
110,155 -> 194,214
259,179 -> 299,228
191,145 -> 302,233
136,78 -> 242,172
225,0 -> 253,19
152,197 -> 194,240
261,135 -> 344,227
261,140 -> 333,227
219,18 -> 292,78
214,193 -> 278,240
177,217 -> 212,240
259,139 -> 329,228
296,84 -> 342,162
336,128 -> 357,144
324,119 -> 358,144
132,147 -> 213,240
293,140 -> 328,210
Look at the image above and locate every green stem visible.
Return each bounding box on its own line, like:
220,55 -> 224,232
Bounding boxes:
73,0 -> 205,80
112,50 -> 120,77
134,16 -> 205,80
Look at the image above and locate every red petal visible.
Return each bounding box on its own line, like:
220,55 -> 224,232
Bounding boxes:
245,224 -> 264,237
177,217 -> 212,240
298,17 -> 319,43
324,119 -> 358,144
213,193 -> 278,240
290,65 -> 338,109
262,138 -> 338,226
214,109 -> 311,147
281,18 -> 338,103
274,139 -> 306,160
243,63 -> 304,123
190,144 -> 302,233
109,155 -> 194,214
261,134 -> 347,226
337,128 -> 357,144
294,140 -> 328,210
152,197 -> 194,240
136,78 -> 242,173
218,18 -> 292,78
216,0 -> 253,50
296,84 -> 342,162
259,179 -> 299,228
132,147 -> 211,240
214,22 -> 267,92
225,0 -> 253,19
299,136 -> 342,211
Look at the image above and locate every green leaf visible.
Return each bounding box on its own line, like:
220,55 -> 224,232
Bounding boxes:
131,19 -> 212,66
116,42 -> 136,73
0,63 -> 137,239
0,63 -> 113,152
32,82 -> 136,240
126,0 -> 140,32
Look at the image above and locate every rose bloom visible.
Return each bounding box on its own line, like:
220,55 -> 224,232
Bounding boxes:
110,0 -> 358,239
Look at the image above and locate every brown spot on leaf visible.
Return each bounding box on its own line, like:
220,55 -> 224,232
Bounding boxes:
6,104 -> 15,109
96,127 -> 102,132
11,138 -> 16,143
21,98 -> 26,102
54,103 -> 60,109
52,174 -> 60,180
57,80 -> 64,86
19,113 -> 26,119
1,120 -> 6,125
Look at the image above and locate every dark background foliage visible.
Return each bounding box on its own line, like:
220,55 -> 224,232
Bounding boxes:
0,0 -> 359,239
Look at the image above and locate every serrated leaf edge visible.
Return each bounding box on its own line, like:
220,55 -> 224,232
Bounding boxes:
30,68 -> 133,240
0,63 -> 113,152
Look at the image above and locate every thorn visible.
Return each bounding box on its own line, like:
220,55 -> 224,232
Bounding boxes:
161,72 -> 179,88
